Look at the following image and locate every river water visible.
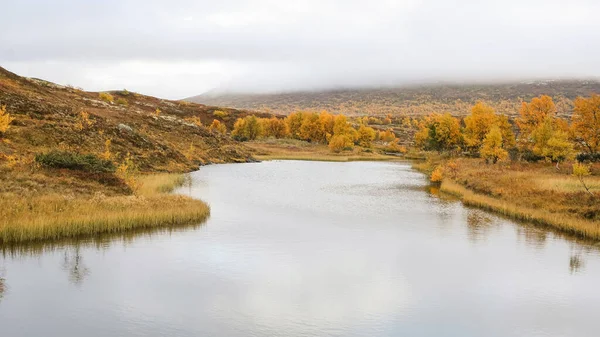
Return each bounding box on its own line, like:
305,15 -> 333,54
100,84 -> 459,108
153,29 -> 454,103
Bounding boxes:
1,161 -> 599,337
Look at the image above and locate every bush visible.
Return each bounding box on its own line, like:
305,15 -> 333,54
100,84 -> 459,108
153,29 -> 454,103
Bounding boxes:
35,151 -> 115,173
99,92 -> 114,103
576,153 -> 600,163
520,150 -> 544,162
116,98 -> 128,106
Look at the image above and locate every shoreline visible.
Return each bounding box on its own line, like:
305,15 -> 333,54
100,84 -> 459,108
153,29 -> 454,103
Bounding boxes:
0,173 -> 210,244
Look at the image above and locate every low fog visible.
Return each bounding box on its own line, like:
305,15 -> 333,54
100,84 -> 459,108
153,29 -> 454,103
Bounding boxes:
2,0 -> 599,99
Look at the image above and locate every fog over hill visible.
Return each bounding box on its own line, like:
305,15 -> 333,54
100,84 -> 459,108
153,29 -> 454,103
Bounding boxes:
2,1 -> 600,99
187,80 -> 600,116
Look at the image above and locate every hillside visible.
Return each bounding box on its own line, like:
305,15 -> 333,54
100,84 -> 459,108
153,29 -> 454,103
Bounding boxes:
188,80 -> 600,117
0,66 -> 263,196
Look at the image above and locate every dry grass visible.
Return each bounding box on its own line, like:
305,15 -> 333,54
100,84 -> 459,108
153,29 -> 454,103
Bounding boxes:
441,180 -> 600,240
0,173 -> 209,244
415,157 -> 600,240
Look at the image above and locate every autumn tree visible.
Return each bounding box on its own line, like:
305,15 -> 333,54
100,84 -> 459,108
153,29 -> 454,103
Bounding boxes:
328,115 -> 357,152
328,135 -> 354,153
209,119 -> 227,134
318,111 -> 335,139
480,126 -> 508,163
232,115 -> 261,141
532,116 -> 574,167
299,113 -> 325,142
517,95 -> 556,148
0,105 -> 15,136
285,112 -> 306,139
415,113 -> 462,152
261,117 -> 289,138
572,94 -> 600,154
378,129 -> 397,142
572,162 -> 594,197
357,125 -> 376,147
463,102 -> 515,153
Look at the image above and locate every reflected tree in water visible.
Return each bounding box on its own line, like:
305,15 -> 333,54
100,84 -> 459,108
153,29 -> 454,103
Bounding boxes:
569,254 -> 584,274
0,277 -> 5,301
62,246 -> 90,286
466,210 -> 493,242
0,267 -> 6,302
516,226 -> 548,249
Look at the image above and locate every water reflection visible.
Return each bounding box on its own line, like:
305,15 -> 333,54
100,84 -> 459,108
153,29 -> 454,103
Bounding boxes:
466,209 -> 494,242
62,247 -> 89,286
570,254 -> 585,274
0,221 -> 206,259
0,276 -> 5,302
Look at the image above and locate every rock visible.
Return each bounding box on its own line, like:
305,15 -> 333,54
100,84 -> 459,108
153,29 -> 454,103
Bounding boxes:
118,123 -> 133,133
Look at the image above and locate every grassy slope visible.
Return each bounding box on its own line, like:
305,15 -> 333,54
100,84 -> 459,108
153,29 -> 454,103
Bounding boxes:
188,80 -> 600,117
0,66 -> 261,243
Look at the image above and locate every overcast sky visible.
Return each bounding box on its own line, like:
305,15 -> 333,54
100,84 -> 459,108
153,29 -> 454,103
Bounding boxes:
2,0 -> 599,99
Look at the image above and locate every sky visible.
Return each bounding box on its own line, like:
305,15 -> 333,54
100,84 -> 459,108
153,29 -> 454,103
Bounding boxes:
1,0 -> 600,99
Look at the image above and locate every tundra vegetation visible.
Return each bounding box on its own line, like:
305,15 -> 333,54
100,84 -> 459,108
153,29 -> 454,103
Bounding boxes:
409,95 -> 600,239
0,66 -> 254,243
1,64 -> 599,242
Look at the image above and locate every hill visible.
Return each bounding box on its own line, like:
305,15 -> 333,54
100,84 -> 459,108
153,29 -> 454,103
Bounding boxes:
0,66 -> 270,198
188,80 -> 600,117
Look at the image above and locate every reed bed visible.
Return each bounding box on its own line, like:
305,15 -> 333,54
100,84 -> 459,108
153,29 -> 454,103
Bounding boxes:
0,174 -> 209,244
441,180 -> 600,240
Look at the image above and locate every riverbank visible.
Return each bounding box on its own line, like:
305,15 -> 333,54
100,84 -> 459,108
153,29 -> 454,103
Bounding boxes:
0,173 -> 209,244
246,138 -> 402,162
415,157 -> 600,240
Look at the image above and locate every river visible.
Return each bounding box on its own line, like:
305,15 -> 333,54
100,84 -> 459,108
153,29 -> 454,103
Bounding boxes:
1,161 -> 599,336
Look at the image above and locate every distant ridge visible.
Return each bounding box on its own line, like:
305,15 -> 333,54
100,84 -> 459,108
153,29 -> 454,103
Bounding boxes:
186,80 -> 600,116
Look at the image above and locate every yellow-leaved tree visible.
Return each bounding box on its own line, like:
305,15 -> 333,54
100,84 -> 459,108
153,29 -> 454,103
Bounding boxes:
480,126 -> 508,163
209,119 -> 227,134
463,102 -> 515,153
357,125 -> 376,148
517,95 -> 556,148
0,105 -> 15,137
572,94 -> 600,154
414,113 -> 462,152
532,116 -> 574,168
261,117 -> 289,138
285,112 -> 306,139
232,115 -> 261,141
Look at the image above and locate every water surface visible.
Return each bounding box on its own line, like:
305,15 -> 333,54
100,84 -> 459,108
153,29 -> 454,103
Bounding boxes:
1,161 -> 600,337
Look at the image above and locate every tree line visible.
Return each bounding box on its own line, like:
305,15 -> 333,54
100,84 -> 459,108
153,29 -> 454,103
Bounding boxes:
414,94 -> 600,166
231,111 -> 404,152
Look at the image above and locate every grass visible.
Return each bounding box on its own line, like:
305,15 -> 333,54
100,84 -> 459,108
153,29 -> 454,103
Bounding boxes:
441,180 -> 600,240
416,157 -> 600,240
246,138 -> 402,162
0,173 -> 209,244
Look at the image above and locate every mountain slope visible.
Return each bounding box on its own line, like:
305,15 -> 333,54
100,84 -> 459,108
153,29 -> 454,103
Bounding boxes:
188,80 -> 600,117
0,66 -> 263,197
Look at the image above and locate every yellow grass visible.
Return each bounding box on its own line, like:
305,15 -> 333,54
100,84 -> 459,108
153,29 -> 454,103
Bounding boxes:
0,174 -> 209,244
534,176 -> 600,192
441,179 -> 600,240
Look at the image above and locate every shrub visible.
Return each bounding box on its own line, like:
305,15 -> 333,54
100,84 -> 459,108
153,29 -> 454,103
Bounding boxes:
0,105 -> 15,136
35,151 -> 115,173
99,92 -> 114,103
213,110 -> 228,118
430,165 -> 444,183
576,153 -> 600,163
328,135 -> 354,153
116,97 -> 128,106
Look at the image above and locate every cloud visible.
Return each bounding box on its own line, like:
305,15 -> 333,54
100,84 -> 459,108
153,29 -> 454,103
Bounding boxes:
2,0 -> 599,98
